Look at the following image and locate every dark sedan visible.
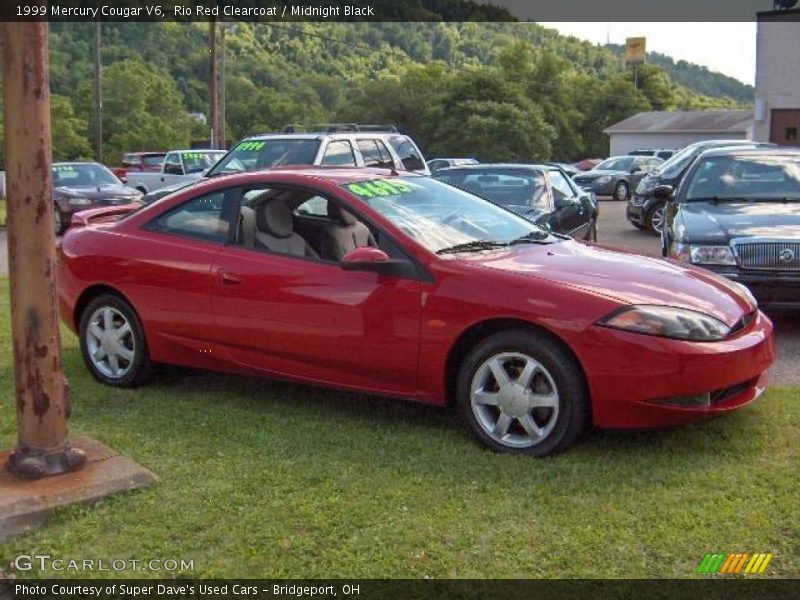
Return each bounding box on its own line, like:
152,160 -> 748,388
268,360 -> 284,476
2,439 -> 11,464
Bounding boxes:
572,155 -> 662,201
661,147 -> 800,309
628,140 -> 774,234
433,164 -> 598,240
53,162 -> 143,234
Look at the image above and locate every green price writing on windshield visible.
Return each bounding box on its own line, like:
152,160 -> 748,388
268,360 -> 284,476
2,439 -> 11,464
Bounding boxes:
344,179 -> 413,198
52,165 -> 75,172
236,141 -> 266,152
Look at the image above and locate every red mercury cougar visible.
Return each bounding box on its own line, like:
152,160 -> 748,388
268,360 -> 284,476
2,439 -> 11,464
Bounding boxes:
57,168 -> 775,456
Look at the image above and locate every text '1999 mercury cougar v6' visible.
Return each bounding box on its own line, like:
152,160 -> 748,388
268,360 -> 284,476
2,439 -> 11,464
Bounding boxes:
58,168 -> 775,456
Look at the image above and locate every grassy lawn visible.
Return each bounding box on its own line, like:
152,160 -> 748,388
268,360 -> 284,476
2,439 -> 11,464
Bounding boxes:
0,197 -> 6,228
0,277 -> 797,579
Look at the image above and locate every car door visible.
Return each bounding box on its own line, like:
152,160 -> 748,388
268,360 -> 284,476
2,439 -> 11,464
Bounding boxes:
547,169 -> 589,237
209,187 -> 423,396
124,187 -> 239,356
161,152 -> 185,187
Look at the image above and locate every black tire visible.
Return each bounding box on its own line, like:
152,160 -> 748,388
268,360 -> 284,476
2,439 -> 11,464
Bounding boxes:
613,181 -> 630,201
78,293 -> 152,387
646,202 -> 666,235
54,207 -> 67,236
585,220 -> 597,242
456,329 -> 590,457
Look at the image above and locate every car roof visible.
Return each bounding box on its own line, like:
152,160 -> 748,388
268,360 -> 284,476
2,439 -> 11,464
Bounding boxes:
197,166 -> 426,188
53,161 -> 101,166
434,163 -> 559,173
169,149 -> 226,153
244,132 -> 409,141
695,146 -> 800,159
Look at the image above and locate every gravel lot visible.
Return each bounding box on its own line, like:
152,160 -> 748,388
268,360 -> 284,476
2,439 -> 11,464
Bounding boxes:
1,205 -> 797,385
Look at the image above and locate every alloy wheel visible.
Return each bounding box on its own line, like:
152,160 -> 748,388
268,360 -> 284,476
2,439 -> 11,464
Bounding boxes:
613,182 -> 629,201
470,352 -> 560,448
650,205 -> 665,234
85,306 -> 136,379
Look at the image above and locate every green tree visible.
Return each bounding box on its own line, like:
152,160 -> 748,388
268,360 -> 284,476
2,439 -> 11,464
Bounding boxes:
75,59 -> 193,163
51,95 -> 92,161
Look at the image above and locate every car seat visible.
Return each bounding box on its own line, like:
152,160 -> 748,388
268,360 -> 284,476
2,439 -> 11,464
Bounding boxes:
320,203 -> 377,261
254,197 -> 318,258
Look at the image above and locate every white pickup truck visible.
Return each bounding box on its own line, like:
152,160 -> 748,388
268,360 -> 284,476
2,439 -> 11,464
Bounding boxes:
126,149 -> 226,194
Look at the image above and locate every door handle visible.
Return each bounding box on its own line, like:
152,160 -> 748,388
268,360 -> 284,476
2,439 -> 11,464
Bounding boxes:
219,270 -> 241,285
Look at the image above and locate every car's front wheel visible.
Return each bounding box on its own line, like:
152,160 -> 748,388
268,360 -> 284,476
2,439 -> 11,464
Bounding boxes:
456,330 -> 590,456
79,294 -> 152,387
647,202 -> 666,235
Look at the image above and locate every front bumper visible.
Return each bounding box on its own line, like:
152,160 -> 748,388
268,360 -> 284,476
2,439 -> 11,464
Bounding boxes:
576,310 -> 775,428
626,197 -> 649,226
701,267 -> 800,309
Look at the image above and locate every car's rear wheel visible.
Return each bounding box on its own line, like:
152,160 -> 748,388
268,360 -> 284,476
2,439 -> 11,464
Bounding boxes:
456,330 -> 590,456
613,181 -> 629,201
647,202 -> 666,234
79,294 -> 152,387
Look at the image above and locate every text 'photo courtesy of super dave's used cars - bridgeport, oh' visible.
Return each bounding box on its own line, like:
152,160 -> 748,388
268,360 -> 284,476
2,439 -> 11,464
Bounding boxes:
58,168 -> 774,456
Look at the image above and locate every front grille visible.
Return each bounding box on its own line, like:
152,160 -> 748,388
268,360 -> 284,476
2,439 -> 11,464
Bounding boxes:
734,240 -> 800,271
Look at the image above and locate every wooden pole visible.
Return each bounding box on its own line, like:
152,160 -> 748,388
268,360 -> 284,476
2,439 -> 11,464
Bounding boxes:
3,20 -> 85,479
208,19 -> 217,149
93,22 -> 103,163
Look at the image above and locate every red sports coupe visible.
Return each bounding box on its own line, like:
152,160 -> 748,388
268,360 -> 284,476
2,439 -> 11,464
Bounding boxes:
58,168 -> 775,456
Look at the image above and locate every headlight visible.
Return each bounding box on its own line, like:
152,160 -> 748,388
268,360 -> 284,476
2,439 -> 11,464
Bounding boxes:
599,305 -> 731,341
595,176 -> 611,184
689,245 -> 736,266
67,197 -> 92,206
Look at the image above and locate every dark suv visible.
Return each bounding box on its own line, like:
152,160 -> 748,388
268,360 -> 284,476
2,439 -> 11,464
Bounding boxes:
627,140 -> 774,234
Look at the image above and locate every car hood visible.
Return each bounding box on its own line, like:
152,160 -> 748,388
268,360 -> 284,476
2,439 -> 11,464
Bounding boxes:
55,183 -> 139,198
454,240 -> 753,326
679,201 -> 800,243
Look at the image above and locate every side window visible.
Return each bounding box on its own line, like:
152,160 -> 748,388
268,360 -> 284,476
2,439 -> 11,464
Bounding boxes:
549,171 -> 576,201
163,153 -> 183,175
144,190 -> 235,243
388,136 -> 425,171
321,141 -> 356,167
357,139 -> 393,169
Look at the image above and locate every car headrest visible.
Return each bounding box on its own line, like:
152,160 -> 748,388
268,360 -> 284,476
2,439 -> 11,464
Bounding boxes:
327,202 -> 358,226
256,197 -> 293,238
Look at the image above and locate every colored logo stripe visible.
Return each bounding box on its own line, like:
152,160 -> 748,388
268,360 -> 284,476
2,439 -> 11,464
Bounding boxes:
697,552 -> 773,574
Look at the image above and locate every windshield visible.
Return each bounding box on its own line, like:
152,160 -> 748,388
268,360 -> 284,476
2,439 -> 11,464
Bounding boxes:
52,163 -> 119,187
182,151 -> 226,174
434,169 -> 549,212
341,177 -> 557,254
207,139 -> 320,176
686,155 -> 800,201
595,157 -> 635,171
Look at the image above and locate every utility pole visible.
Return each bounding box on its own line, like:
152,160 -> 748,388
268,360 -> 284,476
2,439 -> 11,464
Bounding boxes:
219,23 -> 226,149
3,20 -> 86,479
93,22 -> 103,163
208,19 -> 217,149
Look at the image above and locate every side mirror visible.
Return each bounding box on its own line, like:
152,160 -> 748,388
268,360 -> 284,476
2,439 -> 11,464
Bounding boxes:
653,185 -> 674,202
341,247 -> 409,276
554,195 -> 575,209
631,166 -> 647,175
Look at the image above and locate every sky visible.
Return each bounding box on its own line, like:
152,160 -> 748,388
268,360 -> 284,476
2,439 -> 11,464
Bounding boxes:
539,23 -> 757,86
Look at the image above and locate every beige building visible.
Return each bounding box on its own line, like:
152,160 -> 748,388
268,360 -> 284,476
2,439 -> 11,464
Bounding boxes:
753,8 -> 800,146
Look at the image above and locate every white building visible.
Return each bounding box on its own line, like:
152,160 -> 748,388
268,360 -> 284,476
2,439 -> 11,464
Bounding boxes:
753,8 -> 800,145
603,110 -> 754,156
